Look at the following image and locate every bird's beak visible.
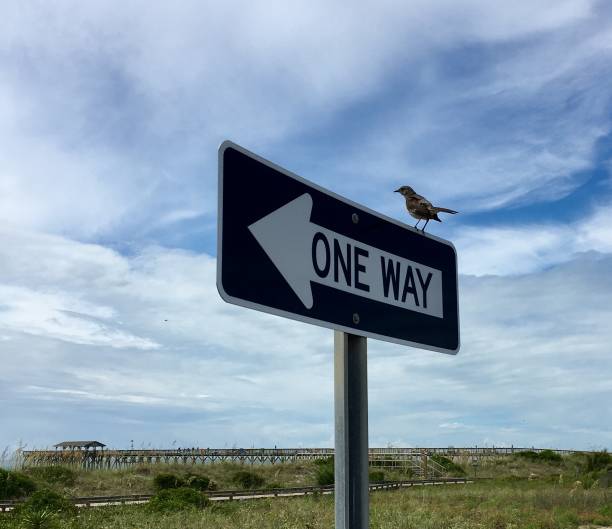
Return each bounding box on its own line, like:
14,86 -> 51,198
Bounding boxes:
394,188 -> 401,193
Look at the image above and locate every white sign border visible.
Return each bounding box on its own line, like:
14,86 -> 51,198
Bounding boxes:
217,140 -> 460,355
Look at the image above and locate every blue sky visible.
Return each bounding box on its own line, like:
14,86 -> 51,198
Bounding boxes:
1,0 -> 611,454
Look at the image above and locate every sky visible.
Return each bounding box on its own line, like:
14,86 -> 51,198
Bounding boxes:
1,0 -> 611,455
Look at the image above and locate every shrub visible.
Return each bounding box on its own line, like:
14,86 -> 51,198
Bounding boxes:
369,470 -> 385,483
153,472 -> 185,490
599,469 -> 612,488
19,508 -> 58,529
27,466 -> 77,486
515,450 -> 562,464
430,454 -> 466,476
0,468 -> 37,499
538,450 -> 563,463
586,451 -> 612,472
316,466 -> 334,486
315,459 -> 334,486
232,470 -> 265,489
186,475 -> 210,491
147,487 -> 209,512
17,489 -> 75,515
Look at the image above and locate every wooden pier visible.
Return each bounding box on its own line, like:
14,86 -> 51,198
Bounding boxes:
19,446 -> 581,471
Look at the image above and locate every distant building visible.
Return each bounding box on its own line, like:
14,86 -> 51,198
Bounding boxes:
54,441 -> 106,451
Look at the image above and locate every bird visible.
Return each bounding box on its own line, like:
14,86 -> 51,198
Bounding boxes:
395,186 -> 457,232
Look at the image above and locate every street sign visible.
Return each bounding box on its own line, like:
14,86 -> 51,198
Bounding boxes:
217,140 -> 459,354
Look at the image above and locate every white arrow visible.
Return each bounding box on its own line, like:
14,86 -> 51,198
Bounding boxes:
248,193 -> 443,318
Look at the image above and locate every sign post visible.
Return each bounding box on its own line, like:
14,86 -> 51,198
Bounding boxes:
217,140 -> 460,528
335,331 -> 368,529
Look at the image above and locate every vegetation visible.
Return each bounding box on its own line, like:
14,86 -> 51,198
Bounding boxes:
6,451 -> 611,499
0,469 -> 36,499
1,461 -> 313,498
24,467 -> 76,487
13,489 -> 75,516
314,457 -> 334,486
231,470 -> 265,489
464,450 -> 612,487
430,454 -> 466,476
2,451 -> 611,529
153,472 -> 185,490
1,479 -> 610,529
0,448 -> 22,471
585,450 -> 611,472
17,508 -> 58,529
186,475 -> 211,491
147,487 -> 209,512
152,471 -> 214,493
514,449 -> 563,463
369,470 -> 386,483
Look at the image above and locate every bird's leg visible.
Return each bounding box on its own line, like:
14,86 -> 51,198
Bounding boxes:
422,219 -> 429,232
414,219 -> 421,229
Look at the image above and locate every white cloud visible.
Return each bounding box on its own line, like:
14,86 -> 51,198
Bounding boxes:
0,0 -> 609,239
439,422 -> 470,430
366,252 -> 612,449
0,285 -> 159,350
0,226 -> 329,359
454,202 -> 612,276
339,16 -> 612,215
578,204 -> 612,250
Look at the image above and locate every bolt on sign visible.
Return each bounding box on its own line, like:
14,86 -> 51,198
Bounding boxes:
217,141 -> 459,354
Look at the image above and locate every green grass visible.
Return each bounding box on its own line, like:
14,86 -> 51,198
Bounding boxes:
1,480 -> 610,529
0,469 -> 36,499
7,451 -> 610,500
17,461 -> 322,498
514,449 -> 564,464
147,487 -> 210,512
463,451 -> 611,485
3,452 -> 610,529
430,454 -> 466,476
13,460 -> 417,499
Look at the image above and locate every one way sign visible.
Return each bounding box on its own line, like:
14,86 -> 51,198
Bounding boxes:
217,141 -> 459,354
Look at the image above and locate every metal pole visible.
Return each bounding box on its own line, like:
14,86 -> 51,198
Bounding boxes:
334,331 -> 368,529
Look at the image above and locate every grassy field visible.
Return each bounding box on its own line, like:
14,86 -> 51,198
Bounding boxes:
1,452 -> 610,528
6,459 -> 414,498
7,451 -> 603,498
0,479 -> 610,529
41,461 -> 322,497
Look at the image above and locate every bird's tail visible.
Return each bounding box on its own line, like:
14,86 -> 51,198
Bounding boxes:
433,207 -> 458,214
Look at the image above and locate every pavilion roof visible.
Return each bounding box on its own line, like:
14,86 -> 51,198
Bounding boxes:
54,441 -> 106,448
